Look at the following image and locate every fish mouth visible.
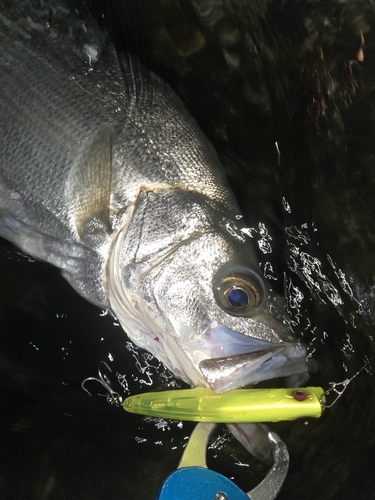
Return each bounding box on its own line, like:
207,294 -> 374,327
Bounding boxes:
181,324 -> 314,392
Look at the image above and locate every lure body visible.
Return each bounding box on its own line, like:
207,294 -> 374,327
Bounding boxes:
123,386 -> 325,423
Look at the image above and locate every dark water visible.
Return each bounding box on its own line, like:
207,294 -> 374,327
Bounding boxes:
1,0 -> 375,499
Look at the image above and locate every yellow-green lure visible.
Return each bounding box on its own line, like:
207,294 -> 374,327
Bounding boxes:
123,386 -> 325,423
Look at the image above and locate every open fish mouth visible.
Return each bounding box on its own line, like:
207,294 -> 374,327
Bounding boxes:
181,324 -> 313,392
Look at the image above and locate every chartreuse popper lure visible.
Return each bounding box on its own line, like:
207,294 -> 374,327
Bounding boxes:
122,386 -> 325,422
122,357 -> 374,422
82,363 -> 325,423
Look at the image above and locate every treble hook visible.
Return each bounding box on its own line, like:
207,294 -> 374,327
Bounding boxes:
320,356 -> 373,409
81,361 -> 123,406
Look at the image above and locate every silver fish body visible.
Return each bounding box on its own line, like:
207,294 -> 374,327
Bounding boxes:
0,2 -> 310,394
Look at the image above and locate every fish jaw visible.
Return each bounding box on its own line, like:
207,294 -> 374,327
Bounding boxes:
178,324 -> 312,392
135,322 -> 312,392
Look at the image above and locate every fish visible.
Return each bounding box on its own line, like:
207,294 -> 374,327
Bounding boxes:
0,0 -> 312,430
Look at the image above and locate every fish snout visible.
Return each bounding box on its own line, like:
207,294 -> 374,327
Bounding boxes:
192,324 -> 312,392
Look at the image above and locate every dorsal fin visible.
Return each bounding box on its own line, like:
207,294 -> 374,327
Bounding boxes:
117,51 -> 185,117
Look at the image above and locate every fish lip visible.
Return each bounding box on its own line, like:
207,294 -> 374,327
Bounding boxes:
180,323 -> 311,392
198,344 -> 309,392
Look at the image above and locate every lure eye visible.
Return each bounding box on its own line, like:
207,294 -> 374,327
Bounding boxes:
213,265 -> 264,316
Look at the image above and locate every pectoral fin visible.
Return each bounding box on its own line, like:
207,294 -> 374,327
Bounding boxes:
0,210 -> 94,270
65,124 -> 113,247
0,210 -> 109,308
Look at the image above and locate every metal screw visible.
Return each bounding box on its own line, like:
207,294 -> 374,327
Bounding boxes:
215,492 -> 228,500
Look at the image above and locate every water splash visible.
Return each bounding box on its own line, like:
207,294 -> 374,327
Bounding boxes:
123,340 -> 182,389
237,196 -> 374,385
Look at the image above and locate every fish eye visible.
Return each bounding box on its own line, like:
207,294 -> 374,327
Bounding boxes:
213,265 -> 265,316
227,287 -> 249,308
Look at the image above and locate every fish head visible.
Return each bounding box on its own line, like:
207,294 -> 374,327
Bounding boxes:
108,189 -> 312,391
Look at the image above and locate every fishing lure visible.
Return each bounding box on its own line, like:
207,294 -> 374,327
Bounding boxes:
122,386 -> 325,423
82,357 -> 373,422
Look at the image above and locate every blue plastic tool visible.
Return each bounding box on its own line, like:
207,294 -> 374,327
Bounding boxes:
157,467 -> 249,500
156,422 -> 289,500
